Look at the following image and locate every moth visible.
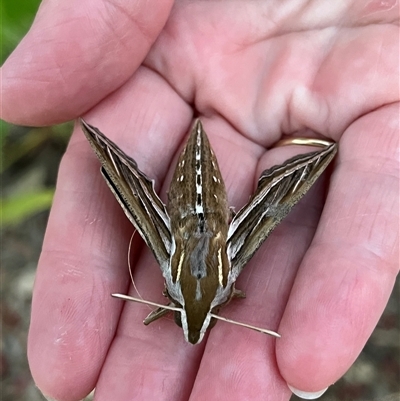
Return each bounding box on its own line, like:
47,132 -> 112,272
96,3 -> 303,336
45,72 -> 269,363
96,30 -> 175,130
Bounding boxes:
80,118 -> 337,344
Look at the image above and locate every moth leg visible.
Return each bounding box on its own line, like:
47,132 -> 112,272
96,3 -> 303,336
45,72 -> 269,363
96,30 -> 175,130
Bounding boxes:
229,207 -> 236,221
143,305 -> 171,325
232,288 -> 246,299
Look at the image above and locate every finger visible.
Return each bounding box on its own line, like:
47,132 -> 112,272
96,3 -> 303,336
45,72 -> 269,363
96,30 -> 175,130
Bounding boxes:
28,69 -> 191,401
1,0 -> 174,125
28,123 -> 133,401
277,103 -> 399,393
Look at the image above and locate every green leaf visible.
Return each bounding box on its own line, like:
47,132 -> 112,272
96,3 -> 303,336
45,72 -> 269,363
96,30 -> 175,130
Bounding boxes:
1,0 -> 42,63
1,122 -> 73,173
1,189 -> 54,228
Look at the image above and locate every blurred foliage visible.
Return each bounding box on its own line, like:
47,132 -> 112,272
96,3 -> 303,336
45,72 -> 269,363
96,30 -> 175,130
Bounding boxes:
1,122 -> 72,173
1,0 -> 73,228
1,188 -> 54,227
1,0 -> 42,63
1,121 -> 73,228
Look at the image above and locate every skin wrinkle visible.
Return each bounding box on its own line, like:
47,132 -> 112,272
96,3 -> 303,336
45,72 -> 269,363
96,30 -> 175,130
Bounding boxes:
292,32 -> 338,126
43,15 -> 83,35
367,210 -> 385,248
40,246 -> 128,284
275,36 -> 339,137
106,332 -> 202,400
310,239 -> 398,277
372,32 -> 385,81
344,158 -> 399,180
99,3 -> 139,53
337,267 -> 386,343
94,0 -> 154,50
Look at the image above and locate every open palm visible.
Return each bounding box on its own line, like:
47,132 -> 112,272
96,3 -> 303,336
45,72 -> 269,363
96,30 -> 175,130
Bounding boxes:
2,2 -> 398,401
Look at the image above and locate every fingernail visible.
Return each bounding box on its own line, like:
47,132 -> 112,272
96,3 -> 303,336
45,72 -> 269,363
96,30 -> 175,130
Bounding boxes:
287,384 -> 329,399
43,396 -> 58,401
44,394 -> 93,401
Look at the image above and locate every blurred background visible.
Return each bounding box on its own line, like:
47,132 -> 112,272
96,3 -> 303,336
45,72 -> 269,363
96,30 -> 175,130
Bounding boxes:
1,1 -> 398,400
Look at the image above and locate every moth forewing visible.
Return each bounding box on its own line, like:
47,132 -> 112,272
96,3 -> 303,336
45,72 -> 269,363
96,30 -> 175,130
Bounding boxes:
80,119 -> 171,269
227,143 -> 338,276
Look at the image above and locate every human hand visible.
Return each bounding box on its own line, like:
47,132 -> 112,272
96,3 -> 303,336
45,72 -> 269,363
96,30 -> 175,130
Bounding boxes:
2,1 -> 398,400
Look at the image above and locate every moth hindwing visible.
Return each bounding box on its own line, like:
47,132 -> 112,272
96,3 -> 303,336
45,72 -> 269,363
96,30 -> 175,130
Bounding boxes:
80,118 -> 337,344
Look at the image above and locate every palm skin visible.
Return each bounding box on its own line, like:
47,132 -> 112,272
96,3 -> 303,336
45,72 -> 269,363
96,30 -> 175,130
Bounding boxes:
1,2 -> 398,401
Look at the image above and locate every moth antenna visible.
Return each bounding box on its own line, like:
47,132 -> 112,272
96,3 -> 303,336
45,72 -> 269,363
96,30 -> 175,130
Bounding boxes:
112,294 -> 280,338
111,293 -> 182,313
127,230 -> 145,302
210,313 -> 281,338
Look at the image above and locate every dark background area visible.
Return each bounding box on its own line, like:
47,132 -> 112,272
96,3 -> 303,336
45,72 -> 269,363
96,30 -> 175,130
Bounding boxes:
1,1 -> 399,400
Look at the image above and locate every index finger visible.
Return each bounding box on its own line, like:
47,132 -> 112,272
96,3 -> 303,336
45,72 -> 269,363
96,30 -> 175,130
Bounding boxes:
1,0 -> 174,126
